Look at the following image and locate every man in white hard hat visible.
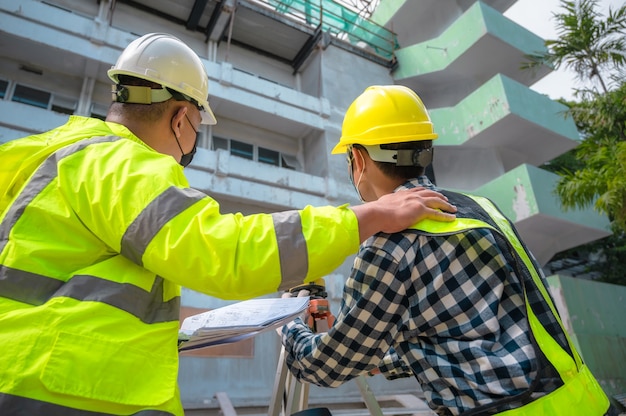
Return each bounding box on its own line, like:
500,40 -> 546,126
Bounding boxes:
280,85 -> 613,416
0,35 -> 456,415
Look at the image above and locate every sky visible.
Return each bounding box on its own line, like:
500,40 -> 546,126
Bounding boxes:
504,0 -> 624,101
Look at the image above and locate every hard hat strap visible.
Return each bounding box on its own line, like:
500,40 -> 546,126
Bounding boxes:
167,88 -> 203,111
397,147 -> 433,167
111,84 -> 173,104
363,144 -> 434,167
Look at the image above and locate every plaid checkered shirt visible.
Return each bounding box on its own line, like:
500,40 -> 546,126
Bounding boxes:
281,177 -> 540,416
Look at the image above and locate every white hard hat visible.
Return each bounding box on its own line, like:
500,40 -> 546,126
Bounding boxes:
108,33 -> 216,125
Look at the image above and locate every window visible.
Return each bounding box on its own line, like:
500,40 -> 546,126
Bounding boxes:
51,104 -> 73,115
51,95 -> 76,115
211,136 -> 228,151
258,147 -> 280,166
91,103 -> 109,121
281,155 -> 297,170
211,136 -> 300,171
9,82 -> 78,114
230,140 -> 253,160
0,80 -> 7,99
12,84 -> 50,109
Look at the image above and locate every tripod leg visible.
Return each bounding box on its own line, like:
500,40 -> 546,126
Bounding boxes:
285,373 -> 310,414
270,345 -> 311,416
354,375 -> 384,416
269,346 -> 290,416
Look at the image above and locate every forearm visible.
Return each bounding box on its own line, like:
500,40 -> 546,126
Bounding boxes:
145,203 -> 361,298
281,318 -> 387,387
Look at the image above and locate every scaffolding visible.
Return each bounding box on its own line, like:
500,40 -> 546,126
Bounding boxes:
259,0 -> 397,60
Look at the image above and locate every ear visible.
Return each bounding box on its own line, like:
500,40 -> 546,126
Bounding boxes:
170,106 -> 188,139
352,146 -> 367,172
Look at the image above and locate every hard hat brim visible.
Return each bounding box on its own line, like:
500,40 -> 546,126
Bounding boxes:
331,142 -> 348,154
200,105 -> 217,125
331,132 -> 438,155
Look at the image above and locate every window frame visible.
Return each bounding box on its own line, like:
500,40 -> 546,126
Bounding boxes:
210,135 -> 301,171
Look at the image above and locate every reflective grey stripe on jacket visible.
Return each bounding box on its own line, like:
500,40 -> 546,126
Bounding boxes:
0,392 -> 175,416
0,265 -> 179,324
272,210 -> 308,288
0,136 -> 118,255
0,135 -> 185,323
121,186 -> 206,266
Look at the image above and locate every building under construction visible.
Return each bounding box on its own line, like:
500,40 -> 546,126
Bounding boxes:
1,0 -> 623,414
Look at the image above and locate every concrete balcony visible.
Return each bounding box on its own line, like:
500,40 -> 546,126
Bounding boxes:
431,74 -> 579,175
0,0 -> 331,140
389,1 -> 551,107
474,164 -> 611,265
372,0 -> 517,44
185,147 -> 349,211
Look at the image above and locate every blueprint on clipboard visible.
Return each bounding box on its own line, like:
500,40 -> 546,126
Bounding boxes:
178,296 -> 309,352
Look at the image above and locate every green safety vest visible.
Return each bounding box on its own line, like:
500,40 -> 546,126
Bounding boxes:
0,116 -> 361,415
410,191 -> 609,416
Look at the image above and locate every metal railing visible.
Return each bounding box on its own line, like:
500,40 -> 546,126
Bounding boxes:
257,0 -> 397,60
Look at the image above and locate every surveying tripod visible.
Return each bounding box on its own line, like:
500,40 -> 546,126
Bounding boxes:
268,280 -> 384,416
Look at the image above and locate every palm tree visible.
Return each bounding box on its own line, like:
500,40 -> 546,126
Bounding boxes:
523,0 -> 626,95
524,0 -> 626,285
523,0 -> 626,228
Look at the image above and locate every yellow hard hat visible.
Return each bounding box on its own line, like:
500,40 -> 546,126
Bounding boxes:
108,33 -> 216,125
332,85 -> 437,154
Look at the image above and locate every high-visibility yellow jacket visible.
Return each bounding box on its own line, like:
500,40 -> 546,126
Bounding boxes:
0,116 -> 360,415
411,191 -> 609,416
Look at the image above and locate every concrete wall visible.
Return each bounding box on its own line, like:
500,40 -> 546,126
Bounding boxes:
547,275 -> 626,400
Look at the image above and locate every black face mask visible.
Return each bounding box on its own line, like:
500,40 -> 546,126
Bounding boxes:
179,142 -> 197,167
172,113 -> 199,168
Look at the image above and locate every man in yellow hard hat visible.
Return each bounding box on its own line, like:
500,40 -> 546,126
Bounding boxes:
0,37 -> 457,415
280,85 -> 613,416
